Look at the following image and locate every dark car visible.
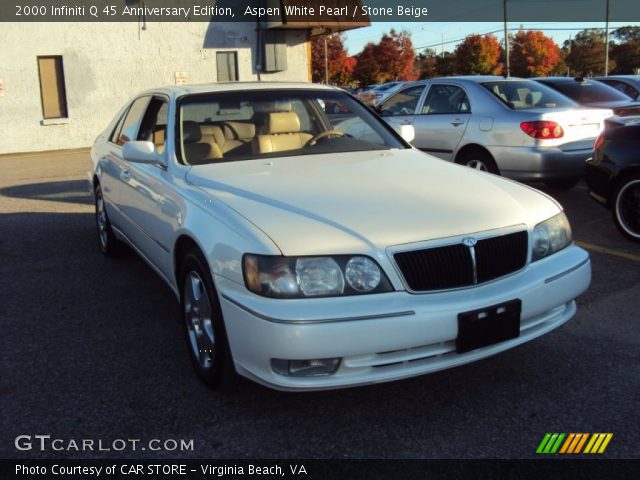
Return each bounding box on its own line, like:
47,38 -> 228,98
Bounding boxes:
593,75 -> 640,101
534,77 -> 640,115
586,117 -> 640,242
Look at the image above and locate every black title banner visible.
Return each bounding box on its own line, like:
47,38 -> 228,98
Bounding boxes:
2,0 -> 640,22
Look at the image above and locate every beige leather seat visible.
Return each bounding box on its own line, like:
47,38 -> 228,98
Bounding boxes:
182,121 -> 222,165
200,122 -> 255,156
253,112 -> 312,154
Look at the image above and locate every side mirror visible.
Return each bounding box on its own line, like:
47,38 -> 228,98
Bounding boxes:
395,124 -> 415,143
123,141 -> 167,168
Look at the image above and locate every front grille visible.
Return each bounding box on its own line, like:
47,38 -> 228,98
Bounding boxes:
394,230 -> 528,291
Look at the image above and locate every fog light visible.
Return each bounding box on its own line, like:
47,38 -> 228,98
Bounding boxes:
271,358 -> 341,377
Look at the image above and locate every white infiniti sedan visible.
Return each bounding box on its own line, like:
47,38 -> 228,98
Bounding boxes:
88,82 -> 591,391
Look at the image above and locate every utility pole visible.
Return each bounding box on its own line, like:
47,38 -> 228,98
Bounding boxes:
604,0 -> 610,76
503,0 -> 510,77
324,33 -> 329,84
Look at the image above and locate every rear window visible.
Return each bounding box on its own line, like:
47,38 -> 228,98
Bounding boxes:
481,81 -> 576,110
543,80 -> 633,103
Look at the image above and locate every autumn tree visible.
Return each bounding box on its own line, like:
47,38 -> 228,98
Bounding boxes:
310,33 -> 354,85
375,29 -> 420,82
454,34 -> 503,75
353,42 -> 382,85
565,29 -> 615,77
353,29 -> 419,85
611,26 -> 640,74
510,30 -> 560,77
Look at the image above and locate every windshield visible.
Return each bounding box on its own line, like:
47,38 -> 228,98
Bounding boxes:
481,80 -> 576,109
177,89 -> 406,165
542,80 -> 632,103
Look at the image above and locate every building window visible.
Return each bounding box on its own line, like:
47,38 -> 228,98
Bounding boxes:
216,51 -> 238,82
37,56 -> 68,119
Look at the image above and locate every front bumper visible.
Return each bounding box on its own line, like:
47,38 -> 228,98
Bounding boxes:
489,145 -> 592,181
218,245 -> 590,391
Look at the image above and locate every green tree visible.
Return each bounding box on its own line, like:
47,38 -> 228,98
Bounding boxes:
611,26 -> 640,74
415,49 -> 439,79
565,29 -> 615,77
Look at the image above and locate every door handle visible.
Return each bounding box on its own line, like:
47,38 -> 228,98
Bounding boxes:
120,169 -> 132,181
450,119 -> 464,127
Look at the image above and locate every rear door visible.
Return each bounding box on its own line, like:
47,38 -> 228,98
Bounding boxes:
410,83 -> 471,160
99,96 -> 151,230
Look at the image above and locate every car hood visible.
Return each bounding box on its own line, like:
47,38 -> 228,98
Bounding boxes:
186,149 -> 560,256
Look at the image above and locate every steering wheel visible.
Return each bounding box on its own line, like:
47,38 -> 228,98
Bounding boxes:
305,130 -> 345,147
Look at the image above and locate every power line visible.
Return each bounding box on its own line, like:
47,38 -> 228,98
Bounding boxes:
415,26 -> 610,50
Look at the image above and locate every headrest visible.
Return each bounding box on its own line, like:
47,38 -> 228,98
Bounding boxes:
266,112 -> 300,134
200,124 -> 226,145
182,121 -> 202,143
223,122 -> 256,140
525,91 -> 542,106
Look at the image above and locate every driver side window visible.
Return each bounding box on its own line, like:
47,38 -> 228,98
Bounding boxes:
378,86 -> 426,117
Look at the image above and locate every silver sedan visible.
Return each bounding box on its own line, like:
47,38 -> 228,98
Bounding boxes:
377,76 -> 612,190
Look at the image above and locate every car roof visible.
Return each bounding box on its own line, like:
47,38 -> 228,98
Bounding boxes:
594,75 -> 640,81
137,82 -> 338,97
410,76 -> 532,84
533,77 -> 591,83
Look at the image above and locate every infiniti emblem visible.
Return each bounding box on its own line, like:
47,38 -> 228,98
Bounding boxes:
462,237 -> 478,284
462,237 -> 477,248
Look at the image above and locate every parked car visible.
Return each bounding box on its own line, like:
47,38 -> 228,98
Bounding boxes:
89,82 -> 590,391
534,77 -> 640,115
593,75 -> 640,101
586,117 -> 640,242
377,76 -> 612,190
358,81 -> 405,106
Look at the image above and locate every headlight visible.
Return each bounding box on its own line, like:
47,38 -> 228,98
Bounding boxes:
531,212 -> 572,261
243,254 -> 392,298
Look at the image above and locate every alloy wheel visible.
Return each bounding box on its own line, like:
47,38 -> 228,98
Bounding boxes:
183,271 -> 216,369
616,179 -> 640,239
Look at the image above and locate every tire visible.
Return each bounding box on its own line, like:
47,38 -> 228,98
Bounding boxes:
456,149 -> 499,175
543,178 -> 580,192
612,175 -> 640,243
94,184 -> 121,257
179,248 -> 236,388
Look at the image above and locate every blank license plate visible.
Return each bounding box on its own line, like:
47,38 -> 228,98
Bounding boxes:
456,300 -> 521,354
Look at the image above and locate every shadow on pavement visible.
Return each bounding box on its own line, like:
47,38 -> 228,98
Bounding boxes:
0,180 -> 92,205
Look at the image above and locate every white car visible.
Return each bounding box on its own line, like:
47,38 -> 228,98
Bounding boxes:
89,82 -> 591,391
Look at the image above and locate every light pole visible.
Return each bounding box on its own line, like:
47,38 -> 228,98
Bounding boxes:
604,0 -> 610,76
504,0 -> 510,77
324,32 -> 330,84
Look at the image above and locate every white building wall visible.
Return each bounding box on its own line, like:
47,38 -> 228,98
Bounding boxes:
0,22 -> 310,154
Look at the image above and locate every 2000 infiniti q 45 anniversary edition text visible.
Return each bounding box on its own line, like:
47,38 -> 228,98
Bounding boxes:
88,82 -> 591,391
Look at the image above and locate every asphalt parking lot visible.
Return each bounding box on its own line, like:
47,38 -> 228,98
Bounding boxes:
1,150 -> 638,460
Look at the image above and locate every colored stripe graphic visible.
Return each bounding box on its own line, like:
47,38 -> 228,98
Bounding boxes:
573,433 -> 589,454
536,433 -> 565,454
536,433 -> 552,454
537,433 -> 613,454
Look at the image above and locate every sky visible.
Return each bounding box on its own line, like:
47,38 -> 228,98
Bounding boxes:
342,22 -> 640,56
